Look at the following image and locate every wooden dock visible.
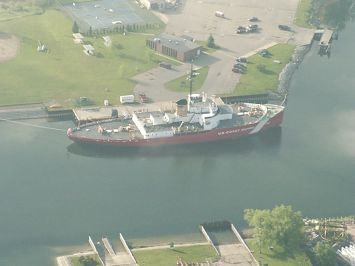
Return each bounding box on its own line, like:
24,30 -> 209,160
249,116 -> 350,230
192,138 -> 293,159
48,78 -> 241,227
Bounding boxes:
319,29 -> 333,56
319,29 -> 333,45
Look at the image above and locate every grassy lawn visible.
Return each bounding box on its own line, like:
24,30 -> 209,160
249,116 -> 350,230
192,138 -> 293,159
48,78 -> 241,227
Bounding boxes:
71,255 -> 100,266
195,40 -> 218,54
294,0 -> 314,28
233,43 -> 295,96
133,245 -> 219,266
246,240 -> 311,266
165,66 -> 209,92
0,9 -> 164,106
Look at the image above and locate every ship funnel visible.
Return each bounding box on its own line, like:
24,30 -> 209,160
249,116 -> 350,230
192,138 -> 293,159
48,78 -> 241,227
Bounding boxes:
176,99 -> 188,117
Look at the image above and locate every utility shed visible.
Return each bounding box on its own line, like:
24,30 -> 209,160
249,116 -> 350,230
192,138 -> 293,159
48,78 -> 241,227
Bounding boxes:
83,44 -> 95,56
73,33 -> 84,44
146,33 -> 202,62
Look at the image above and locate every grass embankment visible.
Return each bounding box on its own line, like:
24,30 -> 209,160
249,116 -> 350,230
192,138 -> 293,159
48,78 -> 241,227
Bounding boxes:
195,40 -> 218,54
246,240 -> 312,266
294,0 -> 314,28
234,43 -> 295,96
133,245 -> 219,266
71,255 -> 100,266
0,9 -> 167,106
165,66 -> 209,92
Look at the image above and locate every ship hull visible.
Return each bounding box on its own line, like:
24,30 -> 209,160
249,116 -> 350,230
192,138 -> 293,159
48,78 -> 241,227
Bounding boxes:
67,110 -> 284,147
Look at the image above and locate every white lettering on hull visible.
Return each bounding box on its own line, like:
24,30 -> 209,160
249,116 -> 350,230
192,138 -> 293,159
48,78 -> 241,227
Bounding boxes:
217,126 -> 254,136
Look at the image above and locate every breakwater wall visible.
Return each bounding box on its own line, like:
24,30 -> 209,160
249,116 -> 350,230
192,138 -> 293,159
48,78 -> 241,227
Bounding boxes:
278,44 -> 312,98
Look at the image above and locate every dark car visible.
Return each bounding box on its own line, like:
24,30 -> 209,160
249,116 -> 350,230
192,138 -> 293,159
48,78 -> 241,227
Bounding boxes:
259,49 -> 271,57
278,24 -> 291,31
233,63 -> 247,69
159,62 -> 172,69
249,16 -> 259,22
246,26 -> 258,33
232,67 -> 245,74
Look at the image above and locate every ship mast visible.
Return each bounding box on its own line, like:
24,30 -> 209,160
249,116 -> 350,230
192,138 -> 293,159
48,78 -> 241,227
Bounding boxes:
189,61 -> 193,97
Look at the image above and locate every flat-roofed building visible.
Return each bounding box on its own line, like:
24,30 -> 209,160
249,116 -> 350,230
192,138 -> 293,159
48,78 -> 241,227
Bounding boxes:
146,33 -> 201,62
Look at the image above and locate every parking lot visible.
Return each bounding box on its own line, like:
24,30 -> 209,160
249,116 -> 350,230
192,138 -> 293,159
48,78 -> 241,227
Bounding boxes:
166,0 -> 308,55
134,0 -> 315,101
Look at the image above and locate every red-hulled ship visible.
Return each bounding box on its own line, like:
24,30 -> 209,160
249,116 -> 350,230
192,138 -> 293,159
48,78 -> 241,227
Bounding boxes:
67,93 -> 284,147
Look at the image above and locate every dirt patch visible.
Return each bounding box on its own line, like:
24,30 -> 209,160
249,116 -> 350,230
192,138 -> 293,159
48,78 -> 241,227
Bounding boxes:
0,33 -> 19,62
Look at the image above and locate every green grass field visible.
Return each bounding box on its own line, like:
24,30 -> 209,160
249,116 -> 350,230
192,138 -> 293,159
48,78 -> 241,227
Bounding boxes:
234,43 -> 295,96
71,255 -> 100,266
165,66 -> 209,92
0,9 -> 164,106
294,0 -> 313,28
133,245 -> 219,266
0,0 -> 43,22
246,240 -> 311,266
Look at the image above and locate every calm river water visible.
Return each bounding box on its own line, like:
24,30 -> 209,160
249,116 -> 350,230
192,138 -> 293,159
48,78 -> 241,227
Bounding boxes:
1,24 -> 355,265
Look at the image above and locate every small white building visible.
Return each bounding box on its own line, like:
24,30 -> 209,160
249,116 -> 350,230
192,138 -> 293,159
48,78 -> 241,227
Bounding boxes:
103,36 -> 112,47
73,33 -> 84,44
83,44 -> 95,56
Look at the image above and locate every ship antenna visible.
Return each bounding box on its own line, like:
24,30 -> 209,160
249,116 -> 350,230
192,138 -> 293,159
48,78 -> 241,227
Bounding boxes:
189,60 -> 193,96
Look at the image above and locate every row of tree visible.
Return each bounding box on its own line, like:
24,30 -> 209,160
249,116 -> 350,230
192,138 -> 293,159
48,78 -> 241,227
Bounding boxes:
244,205 -> 339,266
72,21 -> 161,36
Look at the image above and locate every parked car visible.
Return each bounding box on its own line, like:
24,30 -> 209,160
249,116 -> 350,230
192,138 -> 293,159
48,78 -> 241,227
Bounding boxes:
259,49 -> 271,57
248,16 -> 259,22
138,93 -> 149,103
249,24 -> 258,29
233,63 -> 247,69
232,67 -> 245,74
236,57 -> 247,63
236,26 -> 246,34
278,24 -> 291,31
215,11 -> 225,18
159,62 -> 172,69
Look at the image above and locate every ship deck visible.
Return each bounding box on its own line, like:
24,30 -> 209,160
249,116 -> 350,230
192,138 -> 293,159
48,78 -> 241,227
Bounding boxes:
71,119 -> 145,140
70,111 -> 263,141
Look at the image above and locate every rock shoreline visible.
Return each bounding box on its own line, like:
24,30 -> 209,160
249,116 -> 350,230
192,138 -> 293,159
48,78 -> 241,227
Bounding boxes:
277,44 -> 312,101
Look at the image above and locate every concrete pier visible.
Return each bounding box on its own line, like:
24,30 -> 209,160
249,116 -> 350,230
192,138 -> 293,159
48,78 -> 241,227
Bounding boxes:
102,237 -> 116,257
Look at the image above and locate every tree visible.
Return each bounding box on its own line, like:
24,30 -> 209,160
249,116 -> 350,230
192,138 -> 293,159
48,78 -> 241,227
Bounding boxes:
257,64 -> 266,73
314,242 -> 336,266
207,34 -> 215,48
244,205 -> 304,252
78,256 -> 99,266
72,21 -> 79,33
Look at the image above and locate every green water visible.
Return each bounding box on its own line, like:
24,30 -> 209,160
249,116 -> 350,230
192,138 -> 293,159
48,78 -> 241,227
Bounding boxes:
1,24 -> 355,265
